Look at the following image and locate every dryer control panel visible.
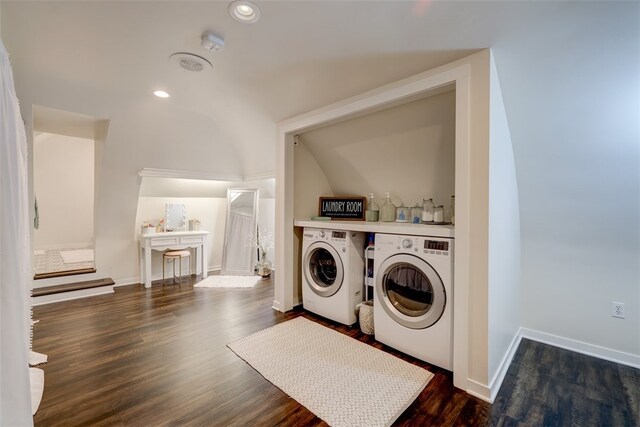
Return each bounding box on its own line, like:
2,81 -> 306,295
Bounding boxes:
376,234 -> 453,258
387,235 -> 451,256
424,239 -> 450,256
332,231 -> 347,240
425,240 -> 449,251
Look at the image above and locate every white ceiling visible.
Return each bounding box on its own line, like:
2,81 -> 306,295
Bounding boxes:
1,0 -> 564,175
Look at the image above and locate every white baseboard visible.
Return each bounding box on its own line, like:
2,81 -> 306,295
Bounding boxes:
113,276 -> 142,288
465,328 -> 522,403
33,285 -> 114,306
487,328 -> 522,401
466,380 -> 492,403
272,298 -> 302,313
113,266 -> 221,289
521,327 -> 640,369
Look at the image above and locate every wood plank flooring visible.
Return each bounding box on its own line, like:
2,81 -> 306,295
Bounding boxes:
32,275 -> 639,426
493,338 -> 640,426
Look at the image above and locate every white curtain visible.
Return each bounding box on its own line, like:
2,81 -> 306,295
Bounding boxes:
0,38 -> 34,426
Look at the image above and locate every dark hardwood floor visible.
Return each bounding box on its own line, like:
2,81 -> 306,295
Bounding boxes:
32,275 -> 639,426
493,339 -> 640,427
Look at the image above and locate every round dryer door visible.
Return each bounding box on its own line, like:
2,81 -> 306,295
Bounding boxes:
303,241 -> 344,297
376,254 -> 446,329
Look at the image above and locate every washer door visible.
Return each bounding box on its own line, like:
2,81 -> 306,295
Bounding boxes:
303,241 -> 344,297
376,254 -> 446,329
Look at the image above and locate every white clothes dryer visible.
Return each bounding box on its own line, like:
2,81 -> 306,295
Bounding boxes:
374,233 -> 454,370
301,228 -> 365,325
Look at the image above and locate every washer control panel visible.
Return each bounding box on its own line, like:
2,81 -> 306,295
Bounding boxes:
388,235 -> 450,257
402,238 -> 413,249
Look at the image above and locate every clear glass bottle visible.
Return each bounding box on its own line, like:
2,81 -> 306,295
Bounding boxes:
410,203 -> 422,224
365,193 -> 379,222
434,205 -> 445,223
380,192 -> 396,222
450,195 -> 455,225
395,204 -> 409,223
421,198 -> 435,222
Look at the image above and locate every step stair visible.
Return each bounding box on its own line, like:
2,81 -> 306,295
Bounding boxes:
32,277 -> 115,297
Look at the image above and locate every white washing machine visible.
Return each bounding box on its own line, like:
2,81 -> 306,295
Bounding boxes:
301,228 -> 365,325
374,233 -> 454,370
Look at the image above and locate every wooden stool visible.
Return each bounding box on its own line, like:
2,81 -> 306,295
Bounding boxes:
162,250 -> 191,285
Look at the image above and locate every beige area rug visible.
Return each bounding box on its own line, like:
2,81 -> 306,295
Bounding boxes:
194,275 -> 262,288
60,249 -> 94,264
227,317 -> 433,427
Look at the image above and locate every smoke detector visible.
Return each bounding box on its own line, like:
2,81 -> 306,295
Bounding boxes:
202,32 -> 225,51
169,52 -> 213,72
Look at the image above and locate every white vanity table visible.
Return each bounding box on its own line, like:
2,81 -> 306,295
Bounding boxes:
139,230 -> 209,288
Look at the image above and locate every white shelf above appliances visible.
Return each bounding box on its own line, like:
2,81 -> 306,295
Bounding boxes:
293,219 -> 454,238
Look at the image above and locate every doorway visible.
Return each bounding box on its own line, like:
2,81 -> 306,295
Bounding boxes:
33,132 -> 96,278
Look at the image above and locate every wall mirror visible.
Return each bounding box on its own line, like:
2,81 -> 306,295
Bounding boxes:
165,203 -> 187,231
221,188 -> 259,275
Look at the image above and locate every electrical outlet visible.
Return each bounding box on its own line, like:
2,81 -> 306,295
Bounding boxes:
612,302 -> 625,319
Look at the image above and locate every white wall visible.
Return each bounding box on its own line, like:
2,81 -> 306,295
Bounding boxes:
299,91 -> 456,209
33,132 -> 94,249
487,52 -> 521,388
293,140 -> 333,303
293,141 -> 333,219
493,2 -> 640,358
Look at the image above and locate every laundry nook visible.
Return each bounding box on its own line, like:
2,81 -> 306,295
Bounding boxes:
275,51 -> 522,403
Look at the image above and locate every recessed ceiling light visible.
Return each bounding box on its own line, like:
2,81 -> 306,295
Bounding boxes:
229,0 -> 260,23
154,90 -> 170,98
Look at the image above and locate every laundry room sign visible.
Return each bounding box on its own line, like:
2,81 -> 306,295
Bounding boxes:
318,196 -> 366,220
